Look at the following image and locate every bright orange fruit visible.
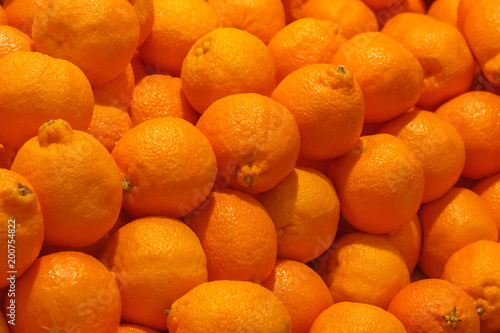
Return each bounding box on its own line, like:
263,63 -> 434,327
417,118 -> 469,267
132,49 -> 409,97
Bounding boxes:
181,28 -> 276,114
185,188 -> 277,283
329,134 -> 425,234
11,119 -> 123,248
271,64 -> 364,160
167,280 -> 292,332
196,93 -> 300,194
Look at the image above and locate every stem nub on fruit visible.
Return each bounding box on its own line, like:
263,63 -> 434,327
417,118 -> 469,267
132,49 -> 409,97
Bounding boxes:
17,183 -> 33,196
244,175 -> 253,184
442,307 -> 461,330
122,178 -> 132,193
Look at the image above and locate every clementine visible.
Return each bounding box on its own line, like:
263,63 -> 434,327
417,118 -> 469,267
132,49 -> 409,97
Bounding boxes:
388,279 -> 481,332
309,302 -> 406,333
261,259 -> 334,333
167,280 -> 292,332
294,0 -> 378,39
196,93 -> 300,194
0,169 -> 43,288
181,28 -> 276,114
111,117 -> 217,218
138,0 -> 220,77
2,0 -> 44,37
7,251 -> 121,333
11,119 -> 123,248
462,0 -> 500,84
268,18 -> 346,84
0,51 -> 94,151
434,91 -> 500,179
271,64 -> 364,160
418,187 -> 498,278
427,0 -> 459,27
329,134 -> 425,234
381,13 -> 474,110
442,240 -> 500,333
130,74 -> 199,126
316,232 -> 410,309
207,0 -> 285,44
258,166 -> 340,263
32,0 -> 140,86
99,216 -> 208,330
331,31 -> 423,123
184,188 -> 277,283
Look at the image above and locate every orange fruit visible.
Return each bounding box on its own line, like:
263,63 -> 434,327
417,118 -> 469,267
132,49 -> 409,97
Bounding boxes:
427,0 -> 459,27
434,91 -> 500,179
377,110 -> 466,203
99,216 -> 208,330
111,117 -> 217,218
309,302 -> 406,333
0,6 -> 7,25
473,172 -> 500,232
2,0 -> 44,37
329,134 -> 425,234
387,278 -> 481,332
196,93 -> 300,194
316,232 -> 410,309
268,18 -> 346,84
334,214 -> 422,274
32,0 -> 140,86
167,280 -> 292,332
6,251 -> 121,333
294,0 -> 378,39
463,0 -> 500,84
181,28 -> 276,114
442,240 -> 500,333
130,74 -> 199,127
331,32 -> 423,123
207,0 -> 285,44
11,119 -> 123,248
0,51 -> 94,151
271,64 -> 364,160
184,188 -> 277,283
127,0 -> 154,47
418,187 -> 499,278
381,13 -> 474,110
261,259 -> 334,333
95,63 -> 135,110
138,0 -> 220,77
118,324 -> 160,333
258,166 -> 340,263
382,215 -> 422,274
0,169 -> 43,288
85,88 -> 133,153
0,25 -> 34,59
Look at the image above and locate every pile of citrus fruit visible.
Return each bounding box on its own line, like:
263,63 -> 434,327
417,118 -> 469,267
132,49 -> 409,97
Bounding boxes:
1,0 -> 500,332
